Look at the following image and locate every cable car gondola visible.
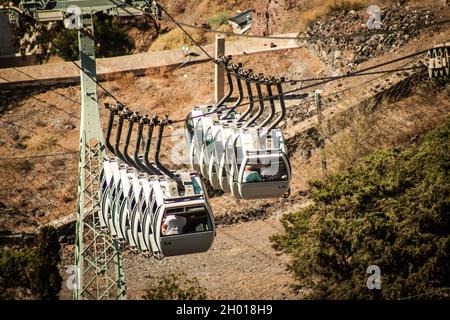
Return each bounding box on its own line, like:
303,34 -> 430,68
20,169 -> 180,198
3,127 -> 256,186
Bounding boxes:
101,105 -> 215,258
224,77 -> 291,199
226,127 -> 291,199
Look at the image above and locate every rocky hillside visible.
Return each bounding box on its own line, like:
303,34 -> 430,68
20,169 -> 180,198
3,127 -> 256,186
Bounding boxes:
301,6 -> 444,73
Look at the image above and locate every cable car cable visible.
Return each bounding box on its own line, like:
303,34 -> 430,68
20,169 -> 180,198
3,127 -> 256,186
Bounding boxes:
0,151 -> 78,161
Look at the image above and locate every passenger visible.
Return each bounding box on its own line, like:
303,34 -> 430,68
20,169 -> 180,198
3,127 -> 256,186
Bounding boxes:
162,214 -> 187,236
243,165 -> 263,183
206,136 -> 214,146
191,177 -> 202,194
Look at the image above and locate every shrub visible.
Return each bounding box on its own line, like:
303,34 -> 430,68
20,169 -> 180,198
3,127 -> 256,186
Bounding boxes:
142,272 -> 207,300
0,226 -> 62,300
51,13 -> 134,61
206,11 -> 230,28
297,0 -> 375,28
16,159 -> 34,173
0,248 -> 35,299
271,117 -> 450,299
150,28 -> 206,51
15,12 -> 134,62
30,226 -> 62,300
25,133 -> 57,151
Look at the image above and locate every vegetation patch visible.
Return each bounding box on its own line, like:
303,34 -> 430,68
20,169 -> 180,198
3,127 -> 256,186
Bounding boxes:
297,0 -> 374,28
272,117 -> 450,299
142,272 -> 207,300
0,226 -> 62,300
14,12 -> 135,62
206,11 -> 230,28
150,28 -> 206,51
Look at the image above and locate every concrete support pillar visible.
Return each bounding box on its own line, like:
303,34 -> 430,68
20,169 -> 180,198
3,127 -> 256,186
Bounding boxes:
215,34 -> 225,103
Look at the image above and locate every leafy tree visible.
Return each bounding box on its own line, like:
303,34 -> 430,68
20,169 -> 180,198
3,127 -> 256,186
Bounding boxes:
0,226 -> 62,300
0,248 -> 35,299
13,11 -> 135,62
142,273 -> 207,300
30,226 -> 62,300
51,13 -> 134,61
272,117 -> 450,299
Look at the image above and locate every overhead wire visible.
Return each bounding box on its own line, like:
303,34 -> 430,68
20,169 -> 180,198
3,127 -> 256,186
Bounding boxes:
169,53 -> 428,124
318,55 -> 423,101
110,0 -> 214,60
0,119 -> 76,153
0,151 -> 78,161
11,67 -> 80,105
1,70 -> 80,119
156,3 -> 214,60
13,4 -> 433,115
398,287 -> 450,300
285,66 -> 423,84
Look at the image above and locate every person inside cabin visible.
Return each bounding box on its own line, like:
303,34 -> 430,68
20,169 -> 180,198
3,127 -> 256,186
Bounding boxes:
162,214 -> 187,236
243,164 -> 263,183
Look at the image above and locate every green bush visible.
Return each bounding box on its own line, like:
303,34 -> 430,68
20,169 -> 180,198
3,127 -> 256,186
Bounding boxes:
0,226 -> 62,300
0,249 -> 35,299
206,12 -> 230,28
51,13 -> 134,61
142,273 -> 207,300
272,117 -> 450,299
30,226 -> 62,300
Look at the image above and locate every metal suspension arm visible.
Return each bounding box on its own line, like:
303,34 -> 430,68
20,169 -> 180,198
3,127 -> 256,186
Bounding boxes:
115,108 -> 133,165
122,111 -> 138,167
113,108 -> 127,163
221,63 -> 243,119
104,103 -> 116,154
132,114 -> 149,172
268,78 -> 286,131
244,74 -> 265,128
259,78 -> 276,128
237,69 -> 254,123
143,115 -> 162,175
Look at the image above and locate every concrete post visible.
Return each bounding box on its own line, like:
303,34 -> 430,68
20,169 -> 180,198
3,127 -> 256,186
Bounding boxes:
215,34 -> 225,103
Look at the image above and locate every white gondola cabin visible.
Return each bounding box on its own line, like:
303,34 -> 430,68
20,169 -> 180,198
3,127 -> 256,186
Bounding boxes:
225,127 -> 291,199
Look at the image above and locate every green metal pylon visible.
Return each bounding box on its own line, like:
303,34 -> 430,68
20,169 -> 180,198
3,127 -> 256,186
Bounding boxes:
73,13 -> 126,300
